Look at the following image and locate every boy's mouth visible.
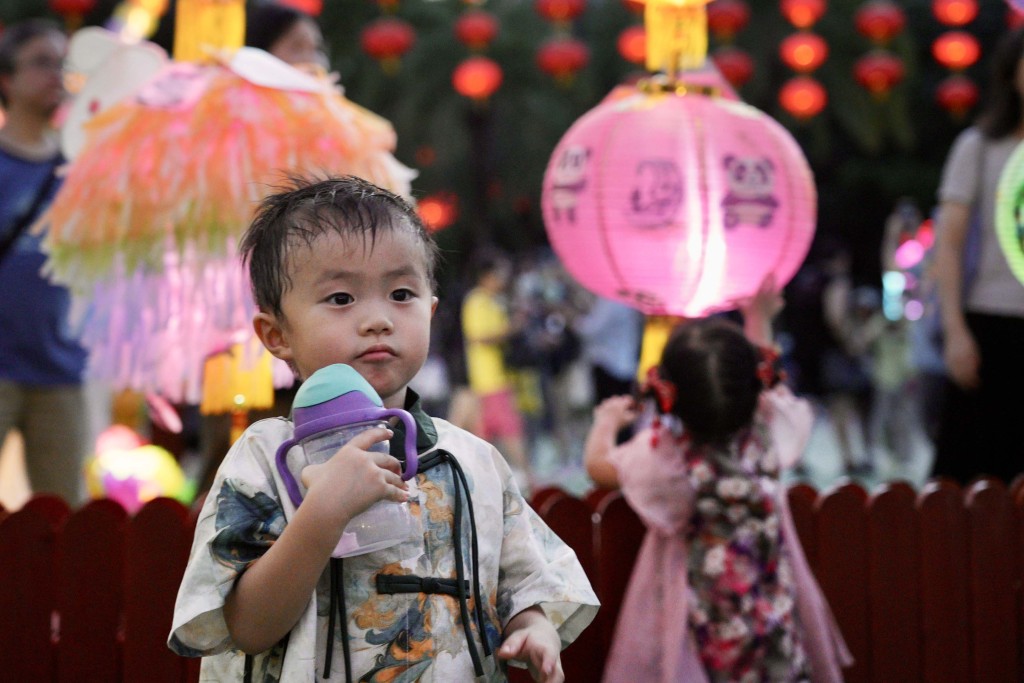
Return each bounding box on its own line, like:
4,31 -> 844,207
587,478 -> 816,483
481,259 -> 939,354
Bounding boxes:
358,344 -> 396,361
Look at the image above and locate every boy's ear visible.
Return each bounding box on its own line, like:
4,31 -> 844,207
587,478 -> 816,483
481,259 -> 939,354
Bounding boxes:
430,296 -> 439,317
253,311 -> 293,363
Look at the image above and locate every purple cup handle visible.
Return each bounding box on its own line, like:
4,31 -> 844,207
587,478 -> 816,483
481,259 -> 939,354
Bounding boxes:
378,409 -> 419,480
275,437 -> 304,508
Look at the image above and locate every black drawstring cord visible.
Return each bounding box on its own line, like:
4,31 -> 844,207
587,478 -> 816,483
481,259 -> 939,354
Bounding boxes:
447,454 -> 491,656
338,557 -> 353,683
324,558 -> 354,682
446,453 -> 486,677
325,559 -> 338,678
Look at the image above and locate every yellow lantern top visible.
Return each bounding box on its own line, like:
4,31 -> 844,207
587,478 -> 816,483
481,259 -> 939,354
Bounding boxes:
644,0 -> 711,76
172,0 -> 245,63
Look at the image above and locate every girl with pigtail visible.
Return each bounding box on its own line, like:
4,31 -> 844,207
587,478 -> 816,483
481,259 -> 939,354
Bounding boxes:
584,278 -> 851,683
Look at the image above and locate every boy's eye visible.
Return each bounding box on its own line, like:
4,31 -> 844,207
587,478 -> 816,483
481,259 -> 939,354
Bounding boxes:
391,288 -> 415,302
328,292 -> 353,305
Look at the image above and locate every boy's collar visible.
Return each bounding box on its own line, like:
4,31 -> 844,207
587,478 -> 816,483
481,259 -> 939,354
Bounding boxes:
402,388 -> 438,450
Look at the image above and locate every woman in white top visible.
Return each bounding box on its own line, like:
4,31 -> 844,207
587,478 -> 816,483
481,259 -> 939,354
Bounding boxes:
932,27 -> 1024,484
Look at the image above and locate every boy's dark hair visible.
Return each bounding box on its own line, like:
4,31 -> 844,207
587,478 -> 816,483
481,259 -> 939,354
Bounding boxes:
240,175 -> 439,317
0,19 -> 63,108
658,317 -> 761,446
246,2 -> 307,53
977,27 -> 1024,139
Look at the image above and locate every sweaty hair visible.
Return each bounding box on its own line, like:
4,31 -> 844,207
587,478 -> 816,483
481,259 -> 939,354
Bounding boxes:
245,3 -> 307,53
657,317 -> 762,446
0,19 -> 63,108
977,27 -> 1024,139
240,175 -> 439,318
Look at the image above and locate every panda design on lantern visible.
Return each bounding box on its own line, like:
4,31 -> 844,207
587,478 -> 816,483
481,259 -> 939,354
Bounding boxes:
721,154 -> 779,229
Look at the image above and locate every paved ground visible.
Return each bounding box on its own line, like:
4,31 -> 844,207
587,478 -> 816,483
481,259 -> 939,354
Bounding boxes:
529,399 -> 936,498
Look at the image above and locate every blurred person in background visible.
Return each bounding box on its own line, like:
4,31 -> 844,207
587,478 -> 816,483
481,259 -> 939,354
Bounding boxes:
0,20 -> 95,505
931,27 -> 1024,485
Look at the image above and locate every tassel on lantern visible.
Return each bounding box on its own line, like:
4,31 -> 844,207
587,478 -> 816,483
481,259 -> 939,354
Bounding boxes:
173,0 -> 245,63
644,0 -> 711,75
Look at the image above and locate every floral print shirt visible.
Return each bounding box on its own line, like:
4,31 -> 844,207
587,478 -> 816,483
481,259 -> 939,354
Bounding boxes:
168,398 -> 598,682
684,421 -> 810,682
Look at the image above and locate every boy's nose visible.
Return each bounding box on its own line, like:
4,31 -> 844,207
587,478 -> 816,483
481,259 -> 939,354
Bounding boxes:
359,308 -> 394,335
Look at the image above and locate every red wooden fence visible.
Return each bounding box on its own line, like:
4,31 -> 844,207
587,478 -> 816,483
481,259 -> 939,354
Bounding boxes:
1,477 -> 1021,682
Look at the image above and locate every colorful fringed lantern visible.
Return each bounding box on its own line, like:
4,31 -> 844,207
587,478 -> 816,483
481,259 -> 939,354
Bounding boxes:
541,82 -> 815,317
41,10 -> 416,409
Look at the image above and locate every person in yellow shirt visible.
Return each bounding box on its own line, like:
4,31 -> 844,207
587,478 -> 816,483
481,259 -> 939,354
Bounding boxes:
461,254 -> 532,487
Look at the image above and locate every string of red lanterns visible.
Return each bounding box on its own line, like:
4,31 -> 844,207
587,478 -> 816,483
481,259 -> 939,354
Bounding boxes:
778,0 -> 827,119
452,2 -> 503,101
931,0 -> 979,118
708,0 -> 754,89
853,0 -> 905,99
535,0 -> 589,85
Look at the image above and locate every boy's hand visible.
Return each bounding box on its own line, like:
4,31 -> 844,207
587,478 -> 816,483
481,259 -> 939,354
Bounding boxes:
300,427 -> 409,530
592,395 -> 637,432
498,607 -> 564,683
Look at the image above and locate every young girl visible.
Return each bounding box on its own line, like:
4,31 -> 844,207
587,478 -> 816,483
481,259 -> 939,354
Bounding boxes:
584,298 -> 851,682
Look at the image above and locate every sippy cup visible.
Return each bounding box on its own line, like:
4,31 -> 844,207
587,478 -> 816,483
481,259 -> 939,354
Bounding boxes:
275,364 -> 420,557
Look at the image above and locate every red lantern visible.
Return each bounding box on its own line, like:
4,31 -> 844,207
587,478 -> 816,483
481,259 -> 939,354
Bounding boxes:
932,31 -> 981,70
49,0 -> 96,14
707,0 -> 751,41
360,17 -> 416,67
932,0 -> 978,26
780,0 -> 826,29
452,56 -> 503,100
279,0 -> 323,16
854,0 -> 906,44
617,26 -> 646,65
712,46 -> 754,87
418,192 -> 459,232
779,32 -> 828,73
778,76 -> 827,118
1010,8 -> 1024,30
535,0 -> 586,23
936,74 -> 978,117
537,37 -> 590,82
854,50 -> 905,96
455,10 -> 499,50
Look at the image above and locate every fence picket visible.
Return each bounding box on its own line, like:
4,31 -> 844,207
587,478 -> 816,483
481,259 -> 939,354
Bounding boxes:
787,482 -> 818,570
867,482 -> 920,683
965,479 -> 1019,683
123,498 -> 192,683
536,492 -> 602,682
919,480 -> 971,683
592,491 -> 644,657
0,495 -> 69,681
57,499 -> 128,682
816,482 -> 870,683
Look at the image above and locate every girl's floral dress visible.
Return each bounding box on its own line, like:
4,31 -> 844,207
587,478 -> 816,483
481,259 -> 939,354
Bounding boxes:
603,385 -> 852,683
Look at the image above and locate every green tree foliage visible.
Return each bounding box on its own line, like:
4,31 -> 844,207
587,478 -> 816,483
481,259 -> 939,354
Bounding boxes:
3,0 -> 1015,281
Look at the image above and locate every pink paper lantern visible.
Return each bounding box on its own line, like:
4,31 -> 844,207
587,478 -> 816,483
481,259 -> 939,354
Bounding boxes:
541,85 -> 816,317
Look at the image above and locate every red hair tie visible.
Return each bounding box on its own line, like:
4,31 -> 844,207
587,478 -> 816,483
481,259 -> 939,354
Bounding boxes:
757,345 -> 786,388
643,366 -> 677,414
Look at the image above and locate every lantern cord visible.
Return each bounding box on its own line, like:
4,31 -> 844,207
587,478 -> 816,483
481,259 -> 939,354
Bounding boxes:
173,0 -> 245,63
644,0 -> 710,77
